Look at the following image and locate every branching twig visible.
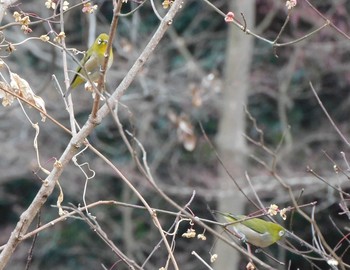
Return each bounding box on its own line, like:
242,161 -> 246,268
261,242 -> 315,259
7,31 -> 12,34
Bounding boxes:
303,0 -> 350,40
309,82 -> 350,147
87,137 -> 275,268
0,85 -> 71,134
198,121 -> 258,209
72,205 -> 142,269
0,0 -> 185,268
191,251 -> 214,270
91,0 -> 123,119
24,212 -> 40,270
200,0 -> 348,51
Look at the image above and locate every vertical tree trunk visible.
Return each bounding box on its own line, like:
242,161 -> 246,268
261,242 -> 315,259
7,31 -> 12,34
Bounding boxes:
214,0 -> 255,268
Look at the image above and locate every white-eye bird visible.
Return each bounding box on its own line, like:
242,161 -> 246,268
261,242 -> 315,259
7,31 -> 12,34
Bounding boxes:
64,33 -> 113,97
220,213 -> 285,248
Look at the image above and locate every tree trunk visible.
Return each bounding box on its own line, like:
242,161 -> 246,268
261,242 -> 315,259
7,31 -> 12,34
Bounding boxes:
214,0 -> 255,268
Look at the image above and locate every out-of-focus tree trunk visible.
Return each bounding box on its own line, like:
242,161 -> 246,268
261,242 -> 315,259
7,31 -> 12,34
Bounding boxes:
215,0 -> 255,268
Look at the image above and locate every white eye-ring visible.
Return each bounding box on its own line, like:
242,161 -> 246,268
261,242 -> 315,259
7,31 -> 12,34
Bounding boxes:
279,230 -> 285,237
98,39 -> 103,45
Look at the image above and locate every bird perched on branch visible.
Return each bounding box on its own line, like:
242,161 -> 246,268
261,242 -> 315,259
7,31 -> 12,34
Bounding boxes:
217,212 -> 286,248
64,33 -> 113,97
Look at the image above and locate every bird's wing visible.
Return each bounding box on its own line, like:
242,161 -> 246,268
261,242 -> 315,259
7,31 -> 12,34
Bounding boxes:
234,215 -> 270,234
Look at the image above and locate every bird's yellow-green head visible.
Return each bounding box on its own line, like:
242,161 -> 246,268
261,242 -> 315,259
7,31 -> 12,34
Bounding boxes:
67,33 -> 113,94
220,213 -> 285,248
92,33 -> 110,55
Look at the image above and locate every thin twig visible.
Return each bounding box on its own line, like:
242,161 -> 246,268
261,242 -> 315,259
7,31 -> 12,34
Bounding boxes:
73,205 -> 142,269
91,0 -> 123,119
24,212 -> 40,270
303,0 -> 350,40
0,85 -> 71,134
0,0 -> 185,268
273,11 -> 290,56
191,251 -> 214,270
309,82 -> 350,147
198,121 -> 258,209
306,166 -> 349,196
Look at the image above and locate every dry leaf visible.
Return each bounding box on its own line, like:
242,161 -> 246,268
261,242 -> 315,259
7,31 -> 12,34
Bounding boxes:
191,84 -> 202,107
0,81 -> 15,106
168,111 -> 197,151
10,72 -> 47,121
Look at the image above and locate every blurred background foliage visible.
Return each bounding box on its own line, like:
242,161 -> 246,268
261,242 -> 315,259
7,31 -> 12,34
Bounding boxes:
1,0 -> 350,269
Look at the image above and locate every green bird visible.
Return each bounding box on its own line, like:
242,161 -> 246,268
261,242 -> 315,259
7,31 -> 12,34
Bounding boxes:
65,33 -> 113,97
220,213 -> 285,248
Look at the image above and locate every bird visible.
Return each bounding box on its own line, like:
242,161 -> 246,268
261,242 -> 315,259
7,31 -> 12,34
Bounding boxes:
218,212 -> 285,248
64,33 -> 113,97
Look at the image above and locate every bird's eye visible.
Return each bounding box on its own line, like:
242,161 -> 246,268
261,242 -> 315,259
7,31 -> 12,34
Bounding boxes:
279,230 -> 285,237
97,39 -> 102,45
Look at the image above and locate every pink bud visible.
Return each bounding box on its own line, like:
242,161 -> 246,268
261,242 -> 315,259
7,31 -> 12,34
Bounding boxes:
225,12 -> 235,23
